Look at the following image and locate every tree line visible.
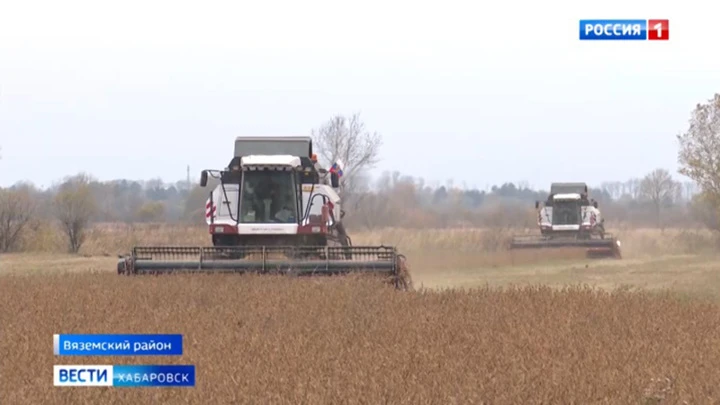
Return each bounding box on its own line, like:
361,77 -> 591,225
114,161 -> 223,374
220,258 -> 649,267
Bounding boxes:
2,92 -> 720,253
0,165 -> 702,254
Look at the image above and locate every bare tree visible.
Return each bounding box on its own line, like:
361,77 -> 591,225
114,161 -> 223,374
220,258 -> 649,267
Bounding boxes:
311,112 -> 382,192
53,173 -> 97,253
622,178 -> 642,200
639,168 -> 680,228
683,181 -> 698,201
311,113 -> 383,225
677,94 -> 720,228
0,186 -> 36,252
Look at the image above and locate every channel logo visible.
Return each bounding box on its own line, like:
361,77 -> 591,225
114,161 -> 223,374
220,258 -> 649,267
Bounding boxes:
54,365 -> 113,386
53,365 -> 195,387
579,19 -> 669,40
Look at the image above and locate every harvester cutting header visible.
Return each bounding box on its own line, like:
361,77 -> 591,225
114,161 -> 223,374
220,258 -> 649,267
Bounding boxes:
510,182 -> 622,258
118,136 -> 412,290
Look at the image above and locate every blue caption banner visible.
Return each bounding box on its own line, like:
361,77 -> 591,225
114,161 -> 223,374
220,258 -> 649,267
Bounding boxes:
54,365 -> 196,387
54,334 -> 183,356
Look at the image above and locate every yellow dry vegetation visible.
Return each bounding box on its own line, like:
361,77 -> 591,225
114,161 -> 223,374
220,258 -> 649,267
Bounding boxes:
2,224 -> 720,403
16,223 -> 718,259
3,274 -> 720,403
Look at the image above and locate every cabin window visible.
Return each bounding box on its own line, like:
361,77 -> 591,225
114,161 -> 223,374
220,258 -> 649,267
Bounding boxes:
552,200 -> 580,225
239,170 -> 299,223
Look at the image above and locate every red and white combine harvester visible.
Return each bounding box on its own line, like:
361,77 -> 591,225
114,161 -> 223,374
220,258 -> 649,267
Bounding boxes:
117,136 -> 412,290
510,182 -> 622,259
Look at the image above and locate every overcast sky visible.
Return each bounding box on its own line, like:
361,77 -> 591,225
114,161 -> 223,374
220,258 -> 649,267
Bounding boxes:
1,0 -> 717,189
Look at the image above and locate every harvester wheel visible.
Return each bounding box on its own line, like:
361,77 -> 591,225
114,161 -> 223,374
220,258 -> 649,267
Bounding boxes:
394,254 -> 414,291
116,257 -> 134,275
336,222 -> 353,260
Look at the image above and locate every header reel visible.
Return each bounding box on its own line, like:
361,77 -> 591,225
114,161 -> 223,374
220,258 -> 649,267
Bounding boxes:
509,234 -> 622,259
117,245 -> 414,291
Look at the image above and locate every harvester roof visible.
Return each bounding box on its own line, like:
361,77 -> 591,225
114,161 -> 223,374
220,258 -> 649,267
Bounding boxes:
550,182 -> 588,195
234,136 -> 312,159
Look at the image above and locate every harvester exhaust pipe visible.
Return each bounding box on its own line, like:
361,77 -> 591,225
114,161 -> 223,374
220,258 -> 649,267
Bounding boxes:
118,246 -> 413,291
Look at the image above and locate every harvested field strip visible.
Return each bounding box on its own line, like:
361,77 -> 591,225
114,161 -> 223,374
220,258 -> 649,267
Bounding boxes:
2,273 -> 720,403
18,223 -> 718,259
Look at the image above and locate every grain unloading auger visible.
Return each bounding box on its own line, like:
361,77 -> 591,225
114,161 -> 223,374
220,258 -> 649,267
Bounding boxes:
116,136 -> 413,291
509,182 -> 622,259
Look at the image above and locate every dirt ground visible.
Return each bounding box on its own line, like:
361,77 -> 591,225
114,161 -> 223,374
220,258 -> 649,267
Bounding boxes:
5,250 -> 719,298
409,251 -> 720,299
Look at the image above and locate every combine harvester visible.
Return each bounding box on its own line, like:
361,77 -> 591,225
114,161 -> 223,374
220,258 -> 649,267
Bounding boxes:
510,182 -> 622,259
117,136 -> 413,290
